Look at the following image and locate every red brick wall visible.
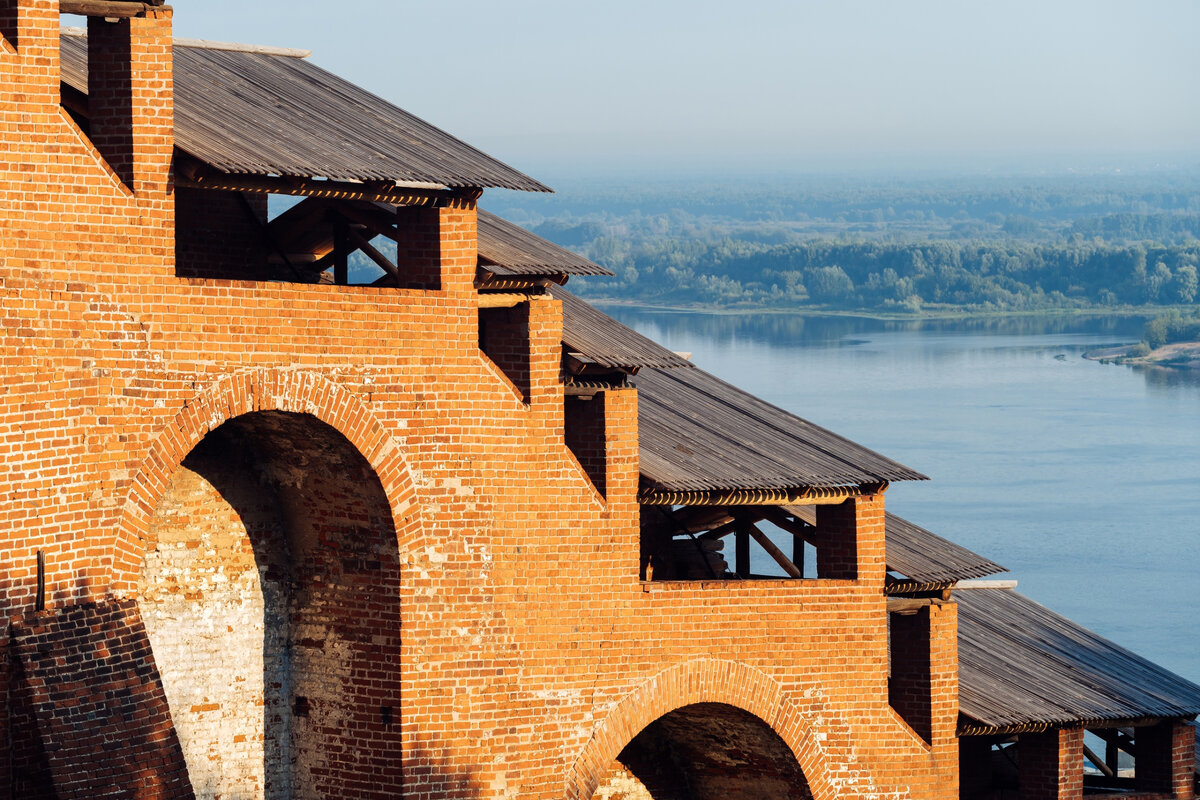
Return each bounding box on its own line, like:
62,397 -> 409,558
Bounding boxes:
480,303 -> 531,401
0,5 -> 960,797
8,600 -> 195,799
85,11 -> 173,194
175,188 -> 272,280
0,627 -> 11,800
1136,720 -> 1195,798
564,391 -> 608,496
395,205 -> 450,289
1019,728 -> 1083,800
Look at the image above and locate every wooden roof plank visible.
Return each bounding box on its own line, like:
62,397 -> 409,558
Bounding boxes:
59,32 -> 549,192
958,589 -> 1200,729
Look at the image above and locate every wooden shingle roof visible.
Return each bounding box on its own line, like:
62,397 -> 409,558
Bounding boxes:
552,291 -> 924,491
479,212 -> 613,277
549,287 -> 693,371
59,32 -> 549,192
957,589 -> 1200,733
783,505 -> 1007,587
633,366 -> 927,493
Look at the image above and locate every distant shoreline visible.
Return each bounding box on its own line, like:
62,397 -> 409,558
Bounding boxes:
1084,341 -> 1200,370
583,298 -> 1167,323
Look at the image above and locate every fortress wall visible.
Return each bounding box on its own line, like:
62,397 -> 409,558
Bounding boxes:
1,4 -> 955,797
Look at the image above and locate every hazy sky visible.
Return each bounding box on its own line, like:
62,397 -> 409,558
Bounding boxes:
155,1 -> 1198,176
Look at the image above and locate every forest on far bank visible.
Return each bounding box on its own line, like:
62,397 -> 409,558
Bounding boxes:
481,169 -> 1200,315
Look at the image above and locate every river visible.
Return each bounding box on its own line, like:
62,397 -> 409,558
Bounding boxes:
601,307 -> 1200,685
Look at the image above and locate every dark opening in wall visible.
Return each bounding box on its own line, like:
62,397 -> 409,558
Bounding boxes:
888,607 -> 934,744
141,411 -> 403,799
1,5 -> 20,49
640,505 -> 830,582
564,393 -> 606,497
175,188 -> 273,279
479,303 -> 531,401
594,703 -> 814,800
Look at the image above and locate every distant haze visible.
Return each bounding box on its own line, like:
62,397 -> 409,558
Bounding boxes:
148,1 -> 1198,178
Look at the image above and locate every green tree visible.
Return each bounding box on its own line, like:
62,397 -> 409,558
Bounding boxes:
1171,264 -> 1198,304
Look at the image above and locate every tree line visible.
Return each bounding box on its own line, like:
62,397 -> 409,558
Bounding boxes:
572,237 -> 1200,313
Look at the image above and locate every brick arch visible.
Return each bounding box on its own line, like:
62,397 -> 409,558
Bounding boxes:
566,658 -> 836,800
107,368 -> 422,596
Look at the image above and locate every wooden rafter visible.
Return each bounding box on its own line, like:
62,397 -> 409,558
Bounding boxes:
61,1 -> 167,18
177,165 -> 480,208
747,524 -> 803,579
345,225 -> 400,283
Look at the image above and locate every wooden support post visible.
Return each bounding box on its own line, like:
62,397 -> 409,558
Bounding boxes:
735,517 -> 750,579
36,550 -> 45,612
792,528 -> 805,577
748,525 -> 803,579
333,216 -> 348,285
1105,736 -> 1118,777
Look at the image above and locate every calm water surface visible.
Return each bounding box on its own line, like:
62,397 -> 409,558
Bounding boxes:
604,308 -> 1200,685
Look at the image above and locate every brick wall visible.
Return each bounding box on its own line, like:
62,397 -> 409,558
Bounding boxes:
85,11 -> 173,194
890,606 -> 935,743
591,762 -> 656,800
138,412 -> 404,799
1136,720 -> 1195,798
175,188 -> 272,280
1019,728 -> 1083,800
564,391 -> 608,496
0,627 -> 11,800
1,4 -> 960,797
480,303 -> 532,401
8,600 -> 194,799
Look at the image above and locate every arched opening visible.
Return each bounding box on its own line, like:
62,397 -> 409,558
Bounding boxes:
137,411 -> 402,800
591,703 -> 813,800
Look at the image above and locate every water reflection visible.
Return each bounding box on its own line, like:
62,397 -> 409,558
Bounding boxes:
598,304 -> 1147,349
1136,362 -> 1200,394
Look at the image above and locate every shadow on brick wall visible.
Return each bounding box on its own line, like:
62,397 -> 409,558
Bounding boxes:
8,600 -> 195,800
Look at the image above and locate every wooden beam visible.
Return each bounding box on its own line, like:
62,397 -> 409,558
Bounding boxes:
345,225 -> 401,282
886,597 -> 936,614
332,216 -> 348,285
335,202 -> 401,243
1083,744 -> 1115,779
478,293 -> 528,309
762,506 -> 815,541
747,525 -> 803,579
697,519 -> 740,540
735,518 -> 750,579
177,168 -> 479,208
60,1 -> 167,17
675,506 -> 739,534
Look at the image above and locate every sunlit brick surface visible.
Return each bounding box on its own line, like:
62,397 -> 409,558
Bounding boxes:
1,3 -> 960,797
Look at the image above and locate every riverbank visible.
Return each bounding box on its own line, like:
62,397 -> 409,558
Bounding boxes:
585,297 -> 1172,323
1085,340 -> 1200,369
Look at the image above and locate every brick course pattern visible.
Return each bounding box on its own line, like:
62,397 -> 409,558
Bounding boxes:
8,600 -> 195,799
2,3 -> 958,797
